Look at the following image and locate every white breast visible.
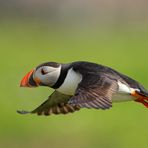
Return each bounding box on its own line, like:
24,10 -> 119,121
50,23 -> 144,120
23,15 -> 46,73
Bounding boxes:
56,68 -> 82,95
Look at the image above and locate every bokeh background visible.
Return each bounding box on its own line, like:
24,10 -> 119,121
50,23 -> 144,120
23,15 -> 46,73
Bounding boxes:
1,0 -> 148,148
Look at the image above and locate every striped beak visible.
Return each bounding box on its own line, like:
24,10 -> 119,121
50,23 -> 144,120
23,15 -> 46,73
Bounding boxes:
20,69 -> 40,87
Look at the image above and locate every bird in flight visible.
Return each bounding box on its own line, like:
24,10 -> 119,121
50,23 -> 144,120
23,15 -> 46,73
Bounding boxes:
18,61 -> 148,116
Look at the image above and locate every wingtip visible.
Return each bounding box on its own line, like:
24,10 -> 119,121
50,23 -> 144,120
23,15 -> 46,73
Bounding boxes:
17,110 -> 31,115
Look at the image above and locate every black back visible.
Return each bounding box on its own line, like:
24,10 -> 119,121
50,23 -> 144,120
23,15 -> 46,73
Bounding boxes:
71,61 -> 148,96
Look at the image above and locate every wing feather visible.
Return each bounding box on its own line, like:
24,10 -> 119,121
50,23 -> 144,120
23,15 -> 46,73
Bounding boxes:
17,91 -> 80,116
68,76 -> 118,109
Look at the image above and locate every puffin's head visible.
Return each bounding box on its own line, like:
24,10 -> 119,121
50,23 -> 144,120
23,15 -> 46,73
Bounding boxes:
20,62 -> 61,88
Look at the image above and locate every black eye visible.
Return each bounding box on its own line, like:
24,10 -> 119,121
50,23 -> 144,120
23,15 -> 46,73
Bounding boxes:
41,69 -> 47,75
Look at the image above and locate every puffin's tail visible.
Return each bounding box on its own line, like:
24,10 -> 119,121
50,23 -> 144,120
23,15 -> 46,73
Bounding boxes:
132,90 -> 148,108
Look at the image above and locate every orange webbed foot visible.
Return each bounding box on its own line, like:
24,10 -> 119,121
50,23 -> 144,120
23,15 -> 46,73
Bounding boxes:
132,91 -> 148,108
135,98 -> 148,108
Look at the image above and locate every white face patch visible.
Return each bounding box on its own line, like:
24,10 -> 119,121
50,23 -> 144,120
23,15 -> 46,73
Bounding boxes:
56,68 -> 82,95
34,65 -> 61,86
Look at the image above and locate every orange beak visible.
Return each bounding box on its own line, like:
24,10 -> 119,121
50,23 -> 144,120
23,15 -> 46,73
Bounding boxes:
20,69 -> 38,87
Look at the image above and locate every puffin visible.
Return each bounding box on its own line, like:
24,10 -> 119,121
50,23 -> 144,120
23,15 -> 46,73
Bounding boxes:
18,61 -> 148,116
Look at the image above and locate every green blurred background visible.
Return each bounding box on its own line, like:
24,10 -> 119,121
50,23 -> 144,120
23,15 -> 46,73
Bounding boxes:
1,0 -> 148,148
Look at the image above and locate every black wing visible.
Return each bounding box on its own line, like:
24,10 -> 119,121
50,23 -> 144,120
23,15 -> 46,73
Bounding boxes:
68,74 -> 118,109
17,91 -> 80,116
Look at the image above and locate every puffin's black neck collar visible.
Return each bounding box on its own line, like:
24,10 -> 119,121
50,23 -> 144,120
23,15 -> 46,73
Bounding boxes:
51,64 -> 70,89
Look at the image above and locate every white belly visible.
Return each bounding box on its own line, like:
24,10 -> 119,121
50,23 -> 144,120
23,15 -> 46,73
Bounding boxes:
112,93 -> 135,102
112,81 -> 138,102
56,68 -> 82,95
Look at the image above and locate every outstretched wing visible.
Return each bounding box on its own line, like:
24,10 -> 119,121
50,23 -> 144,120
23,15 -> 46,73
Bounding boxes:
17,74 -> 118,116
17,91 -> 80,116
68,75 -> 118,109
